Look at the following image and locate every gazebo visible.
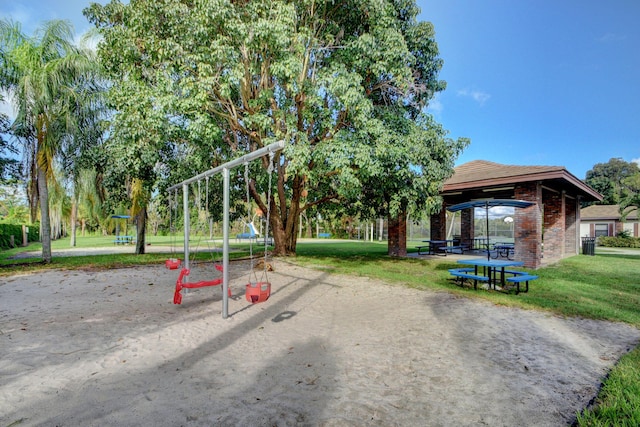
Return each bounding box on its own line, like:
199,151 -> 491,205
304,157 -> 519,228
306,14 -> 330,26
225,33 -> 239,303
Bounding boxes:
431,160 -> 602,269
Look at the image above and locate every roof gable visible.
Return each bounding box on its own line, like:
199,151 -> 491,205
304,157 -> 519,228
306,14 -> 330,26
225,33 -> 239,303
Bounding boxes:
580,204 -> 638,220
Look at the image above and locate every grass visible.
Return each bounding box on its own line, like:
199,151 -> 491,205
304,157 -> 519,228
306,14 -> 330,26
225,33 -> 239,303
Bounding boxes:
0,234 -> 253,274
2,238 -> 640,425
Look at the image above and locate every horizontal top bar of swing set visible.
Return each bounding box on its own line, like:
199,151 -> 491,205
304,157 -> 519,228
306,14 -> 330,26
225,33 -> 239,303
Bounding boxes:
167,140 -> 285,192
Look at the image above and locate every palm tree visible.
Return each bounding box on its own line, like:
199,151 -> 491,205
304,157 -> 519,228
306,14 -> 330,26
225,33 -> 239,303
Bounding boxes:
0,19 -> 100,262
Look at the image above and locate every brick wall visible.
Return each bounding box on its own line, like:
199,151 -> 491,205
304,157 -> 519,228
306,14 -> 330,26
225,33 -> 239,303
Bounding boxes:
514,182 -> 542,269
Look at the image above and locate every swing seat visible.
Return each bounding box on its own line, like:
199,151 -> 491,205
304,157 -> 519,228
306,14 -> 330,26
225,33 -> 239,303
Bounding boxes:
174,267 -> 231,304
245,282 -> 271,304
165,258 -> 181,270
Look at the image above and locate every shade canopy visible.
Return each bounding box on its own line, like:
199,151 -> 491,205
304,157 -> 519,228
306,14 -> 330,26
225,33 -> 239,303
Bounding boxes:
447,199 -> 535,261
447,199 -> 535,212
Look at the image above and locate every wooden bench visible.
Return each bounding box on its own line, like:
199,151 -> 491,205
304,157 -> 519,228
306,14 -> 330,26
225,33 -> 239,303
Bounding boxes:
448,268 -> 489,290
505,274 -> 538,294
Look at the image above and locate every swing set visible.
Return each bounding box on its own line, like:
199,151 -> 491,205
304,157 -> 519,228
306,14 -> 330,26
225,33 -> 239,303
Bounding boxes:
166,141 -> 285,318
170,177 -> 230,305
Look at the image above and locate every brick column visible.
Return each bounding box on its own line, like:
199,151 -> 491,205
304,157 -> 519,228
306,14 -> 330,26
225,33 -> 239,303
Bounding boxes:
430,207 -> 447,240
460,208 -> 474,248
514,182 -> 542,269
542,189 -> 565,265
565,194 -> 578,256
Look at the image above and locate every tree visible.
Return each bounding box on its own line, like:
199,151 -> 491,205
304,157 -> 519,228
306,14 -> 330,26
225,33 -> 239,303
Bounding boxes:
85,0 -> 465,256
0,19 -> 100,262
584,158 -> 640,206
360,114 -> 468,255
620,172 -> 640,221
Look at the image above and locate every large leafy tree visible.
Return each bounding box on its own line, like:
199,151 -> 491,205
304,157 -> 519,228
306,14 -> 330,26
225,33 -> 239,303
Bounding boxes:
620,172 -> 640,221
0,19 -> 100,262
585,158 -> 640,206
85,0 -> 466,256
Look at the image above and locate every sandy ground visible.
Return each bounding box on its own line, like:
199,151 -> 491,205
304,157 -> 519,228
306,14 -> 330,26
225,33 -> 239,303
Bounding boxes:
1,260 -> 639,426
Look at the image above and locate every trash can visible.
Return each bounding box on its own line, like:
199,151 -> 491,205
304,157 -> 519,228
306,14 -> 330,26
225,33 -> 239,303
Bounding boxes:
581,237 -> 596,256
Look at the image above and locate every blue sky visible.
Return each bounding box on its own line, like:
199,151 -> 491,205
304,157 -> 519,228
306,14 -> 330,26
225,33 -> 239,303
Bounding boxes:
2,0 -> 639,179
419,0 -> 640,178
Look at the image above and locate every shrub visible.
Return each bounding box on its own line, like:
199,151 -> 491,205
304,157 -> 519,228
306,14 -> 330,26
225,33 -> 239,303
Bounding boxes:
598,235 -> 640,248
0,223 -> 40,249
616,229 -> 632,238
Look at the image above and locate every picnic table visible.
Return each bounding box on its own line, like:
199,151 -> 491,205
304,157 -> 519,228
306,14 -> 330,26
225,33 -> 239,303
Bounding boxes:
451,258 -> 529,291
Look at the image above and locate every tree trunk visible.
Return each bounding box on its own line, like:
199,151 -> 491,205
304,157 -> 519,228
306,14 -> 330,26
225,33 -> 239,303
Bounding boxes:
135,206 -> 147,255
37,167 -> 52,263
268,198 -> 300,256
251,173 -> 300,257
305,213 -> 312,238
28,151 -> 39,224
387,209 -> 407,257
70,200 -> 77,247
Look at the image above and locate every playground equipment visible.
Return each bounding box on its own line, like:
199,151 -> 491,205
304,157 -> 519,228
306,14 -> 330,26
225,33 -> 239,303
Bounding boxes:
167,140 -> 285,318
165,189 -> 181,270
243,158 -> 274,304
172,176 -> 229,304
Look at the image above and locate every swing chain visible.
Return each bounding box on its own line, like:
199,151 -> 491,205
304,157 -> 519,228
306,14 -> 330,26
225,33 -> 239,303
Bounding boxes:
261,151 -> 275,282
244,162 -> 257,283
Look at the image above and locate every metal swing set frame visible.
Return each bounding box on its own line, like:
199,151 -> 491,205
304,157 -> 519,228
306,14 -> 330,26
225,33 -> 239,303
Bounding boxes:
167,140 -> 285,319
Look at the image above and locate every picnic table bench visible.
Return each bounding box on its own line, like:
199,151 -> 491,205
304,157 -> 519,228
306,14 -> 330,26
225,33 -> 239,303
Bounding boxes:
448,268 -> 490,290
416,240 -> 470,256
438,244 -> 469,255
505,274 -> 538,294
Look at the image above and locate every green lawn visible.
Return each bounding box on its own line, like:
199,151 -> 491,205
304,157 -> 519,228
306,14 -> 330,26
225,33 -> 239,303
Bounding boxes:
2,238 -> 639,425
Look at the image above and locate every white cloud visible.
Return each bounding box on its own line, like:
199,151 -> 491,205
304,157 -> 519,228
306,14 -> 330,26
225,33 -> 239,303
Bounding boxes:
427,93 -> 443,115
457,88 -> 491,106
597,33 -> 627,43
632,158 -> 640,167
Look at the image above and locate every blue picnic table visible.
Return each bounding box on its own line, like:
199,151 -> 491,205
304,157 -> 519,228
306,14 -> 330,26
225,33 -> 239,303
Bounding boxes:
454,258 -> 524,289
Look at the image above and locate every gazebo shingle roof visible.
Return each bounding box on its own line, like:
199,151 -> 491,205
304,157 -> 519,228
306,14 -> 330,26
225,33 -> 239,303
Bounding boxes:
443,160 -> 602,201
445,160 -> 564,185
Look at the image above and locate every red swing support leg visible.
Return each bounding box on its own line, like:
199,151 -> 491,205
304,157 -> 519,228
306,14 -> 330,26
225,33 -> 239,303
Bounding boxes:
173,265 -> 231,305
